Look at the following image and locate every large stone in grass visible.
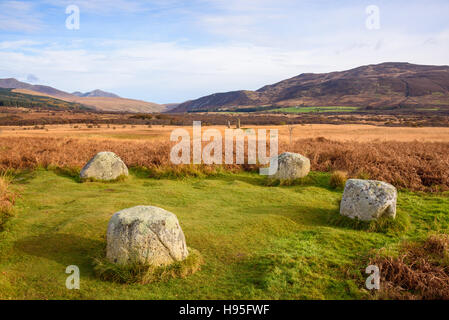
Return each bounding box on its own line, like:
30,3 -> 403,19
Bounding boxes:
106,206 -> 189,266
269,152 -> 310,180
80,151 -> 128,181
340,179 -> 397,221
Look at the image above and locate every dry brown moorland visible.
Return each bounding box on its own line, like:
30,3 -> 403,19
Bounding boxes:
1,124 -> 448,192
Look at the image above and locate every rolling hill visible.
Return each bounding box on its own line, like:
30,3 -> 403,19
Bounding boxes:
0,88 -> 90,111
0,78 -> 74,99
0,78 -> 164,113
69,96 -> 163,113
172,62 -> 449,112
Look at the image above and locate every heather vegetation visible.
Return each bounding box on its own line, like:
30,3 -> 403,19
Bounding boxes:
0,136 -> 447,192
370,234 -> 449,299
0,173 -> 16,231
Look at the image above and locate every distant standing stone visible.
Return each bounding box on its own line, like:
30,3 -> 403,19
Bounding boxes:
106,206 -> 189,266
270,152 -> 310,180
340,179 -> 397,221
80,151 -> 128,181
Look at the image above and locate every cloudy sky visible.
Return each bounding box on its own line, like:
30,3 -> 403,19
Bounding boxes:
1,0 -> 449,103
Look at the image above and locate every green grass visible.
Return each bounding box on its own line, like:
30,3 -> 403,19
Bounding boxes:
0,169 -> 448,299
271,106 -> 360,113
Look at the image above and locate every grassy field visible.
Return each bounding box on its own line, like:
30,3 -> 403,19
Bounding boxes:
272,106 -> 360,113
0,169 -> 448,299
4,123 -> 449,142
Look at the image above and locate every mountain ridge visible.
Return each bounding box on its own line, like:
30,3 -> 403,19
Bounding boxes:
172,62 -> 449,112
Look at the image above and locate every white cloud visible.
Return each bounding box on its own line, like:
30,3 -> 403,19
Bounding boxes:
43,0 -> 157,14
0,1 -> 43,32
1,28 -> 449,103
0,40 -> 41,50
26,73 -> 39,82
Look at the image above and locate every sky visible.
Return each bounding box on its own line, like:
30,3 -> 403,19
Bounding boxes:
0,0 -> 449,104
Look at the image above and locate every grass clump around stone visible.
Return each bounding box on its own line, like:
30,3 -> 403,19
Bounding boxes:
327,209 -> 411,234
93,248 -> 204,284
80,174 -> 128,183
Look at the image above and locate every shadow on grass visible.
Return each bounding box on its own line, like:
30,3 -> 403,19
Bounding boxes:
205,173 -> 266,186
204,171 -> 334,190
130,165 -> 240,180
10,169 -> 37,185
228,255 -> 280,291
14,233 -> 104,267
129,166 -> 153,179
50,166 -> 128,184
49,166 -> 82,183
226,252 -> 326,298
263,172 -> 332,190
292,206 -> 340,226
47,166 -> 335,192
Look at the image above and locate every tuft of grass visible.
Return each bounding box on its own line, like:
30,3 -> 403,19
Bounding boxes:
355,171 -> 371,180
330,170 -> 348,189
93,248 -> 204,284
327,209 -> 411,234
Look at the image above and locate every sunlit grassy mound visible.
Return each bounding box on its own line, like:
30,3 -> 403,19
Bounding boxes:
93,248 -> 204,284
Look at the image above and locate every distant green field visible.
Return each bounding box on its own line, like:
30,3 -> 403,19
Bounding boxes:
272,106 -> 360,113
417,108 -> 440,111
1,169 -> 448,299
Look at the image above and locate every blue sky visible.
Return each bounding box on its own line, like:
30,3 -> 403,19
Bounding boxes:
1,0 -> 449,103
